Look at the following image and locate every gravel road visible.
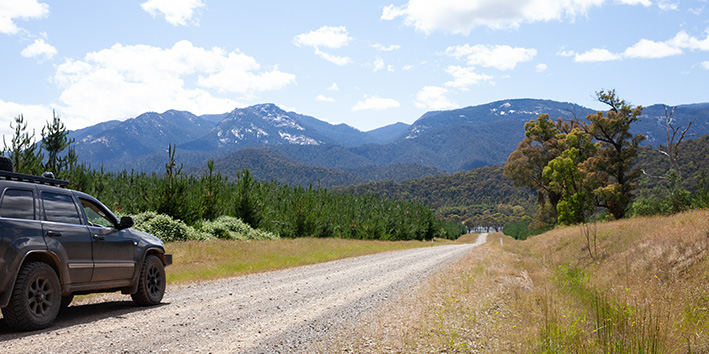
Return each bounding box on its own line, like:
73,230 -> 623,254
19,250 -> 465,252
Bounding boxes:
0,236 -> 485,353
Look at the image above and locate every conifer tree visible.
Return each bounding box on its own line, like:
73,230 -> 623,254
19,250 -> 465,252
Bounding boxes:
3,114 -> 43,174
234,168 -> 261,228
41,110 -> 74,176
151,144 -> 197,223
201,160 -> 224,221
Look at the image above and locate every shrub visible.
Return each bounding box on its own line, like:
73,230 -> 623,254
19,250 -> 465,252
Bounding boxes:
503,220 -> 532,240
198,216 -> 278,241
132,211 -> 211,242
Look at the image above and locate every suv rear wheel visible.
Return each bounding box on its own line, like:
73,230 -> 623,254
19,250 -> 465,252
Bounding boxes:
2,262 -> 61,331
131,255 -> 165,306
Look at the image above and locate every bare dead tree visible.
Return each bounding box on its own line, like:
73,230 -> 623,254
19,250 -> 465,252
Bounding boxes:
582,221 -> 598,261
658,105 -> 695,179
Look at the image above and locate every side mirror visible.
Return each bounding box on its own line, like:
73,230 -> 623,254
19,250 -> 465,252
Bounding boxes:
117,216 -> 134,230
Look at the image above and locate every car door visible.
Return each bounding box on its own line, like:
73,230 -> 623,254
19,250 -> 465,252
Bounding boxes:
0,186 -> 45,286
78,197 -> 136,282
40,189 -> 93,284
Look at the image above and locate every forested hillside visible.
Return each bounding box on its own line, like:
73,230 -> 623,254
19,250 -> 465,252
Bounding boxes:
183,147 -> 446,188
337,132 -> 708,233
339,165 -> 536,230
635,134 -> 709,192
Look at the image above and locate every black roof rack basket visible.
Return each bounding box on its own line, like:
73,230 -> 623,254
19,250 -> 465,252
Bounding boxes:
0,170 -> 69,187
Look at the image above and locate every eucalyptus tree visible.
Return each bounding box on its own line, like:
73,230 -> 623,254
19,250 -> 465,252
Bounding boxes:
583,90 -> 645,220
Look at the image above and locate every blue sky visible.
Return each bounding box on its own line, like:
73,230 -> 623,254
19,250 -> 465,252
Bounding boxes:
1,0 -> 707,137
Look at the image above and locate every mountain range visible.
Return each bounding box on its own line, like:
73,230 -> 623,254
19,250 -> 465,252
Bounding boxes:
68,99 -> 709,187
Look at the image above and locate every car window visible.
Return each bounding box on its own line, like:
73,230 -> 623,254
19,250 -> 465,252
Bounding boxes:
0,188 -> 35,220
42,192 -> 82,225
80,198 -> 115,228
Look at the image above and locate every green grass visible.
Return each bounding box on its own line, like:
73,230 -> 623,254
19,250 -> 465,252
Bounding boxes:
165,237 -> 447,284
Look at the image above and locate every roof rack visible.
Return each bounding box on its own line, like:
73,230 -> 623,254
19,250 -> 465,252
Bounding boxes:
0,170 -> 69,187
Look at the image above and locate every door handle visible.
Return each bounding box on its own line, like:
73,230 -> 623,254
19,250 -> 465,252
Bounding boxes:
47,231 -> 62,237
93,234 -> 106,240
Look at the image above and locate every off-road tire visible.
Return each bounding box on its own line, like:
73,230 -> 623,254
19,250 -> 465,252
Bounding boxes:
1,262 -> 61,331
131,255 -> 165,306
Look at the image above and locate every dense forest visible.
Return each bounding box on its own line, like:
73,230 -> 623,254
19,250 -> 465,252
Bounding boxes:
339,165 -> 536,232
634,134 -> 709,192
1,114 -> 466,242
183,147 -> 446,189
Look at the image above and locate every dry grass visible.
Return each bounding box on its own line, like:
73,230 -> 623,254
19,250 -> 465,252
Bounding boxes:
165,237 -> 447,284
515,209 -> 709,353
323,210 -> 709,353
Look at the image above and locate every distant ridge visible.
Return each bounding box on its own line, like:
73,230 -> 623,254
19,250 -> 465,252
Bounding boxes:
68,99 -> 709,187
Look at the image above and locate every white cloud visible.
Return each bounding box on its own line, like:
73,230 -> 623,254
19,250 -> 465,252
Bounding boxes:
140,0 -> 205,26
657,0 -> 678,11
352,95 -> 400,111
536,63 -> 548,72
574,48 -> 622,62
670,31 -> 709,51
293,26 -> 352,48
327,82 -> 339,91
315,94 -> 335,102
199,61 -> 295,93
381,4 -> 407,20
414,86 -> 456,110
570,31 -> 709,63
372,43 -> 401,51
445,44 -> 536,70
313,48 -> 352,66
402,64 -> 414,71
0,99 -> 51,136
20,38 -> 56,60
702,61 -> 709,70
0,0 -> 49,35
52,40 -> 295,129
373,57 -> 385,72
623,39 -> 682,58
381,0 -> 609,34
294,26 -> 353,65
444,66 -> 493,90
371,57 -> 395,72
557,49 -> 576,57
619,0 -> 651,6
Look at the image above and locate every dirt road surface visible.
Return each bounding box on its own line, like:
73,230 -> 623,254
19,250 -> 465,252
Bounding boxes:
1,237 -> 485,353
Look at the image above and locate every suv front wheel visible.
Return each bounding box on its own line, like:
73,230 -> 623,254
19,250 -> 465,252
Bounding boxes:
2,262 -> 61,331
131,255 -> 166,306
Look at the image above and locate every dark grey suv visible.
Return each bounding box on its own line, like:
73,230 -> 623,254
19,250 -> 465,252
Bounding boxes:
0,161 -> 172,331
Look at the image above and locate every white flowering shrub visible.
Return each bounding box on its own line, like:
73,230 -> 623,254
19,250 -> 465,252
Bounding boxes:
198,216 -> 278,241
132,211 -> 212,242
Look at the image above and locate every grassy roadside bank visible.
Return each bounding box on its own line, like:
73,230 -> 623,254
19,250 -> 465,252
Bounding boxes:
165,237 -> 455,284
323,209 -> 709,353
